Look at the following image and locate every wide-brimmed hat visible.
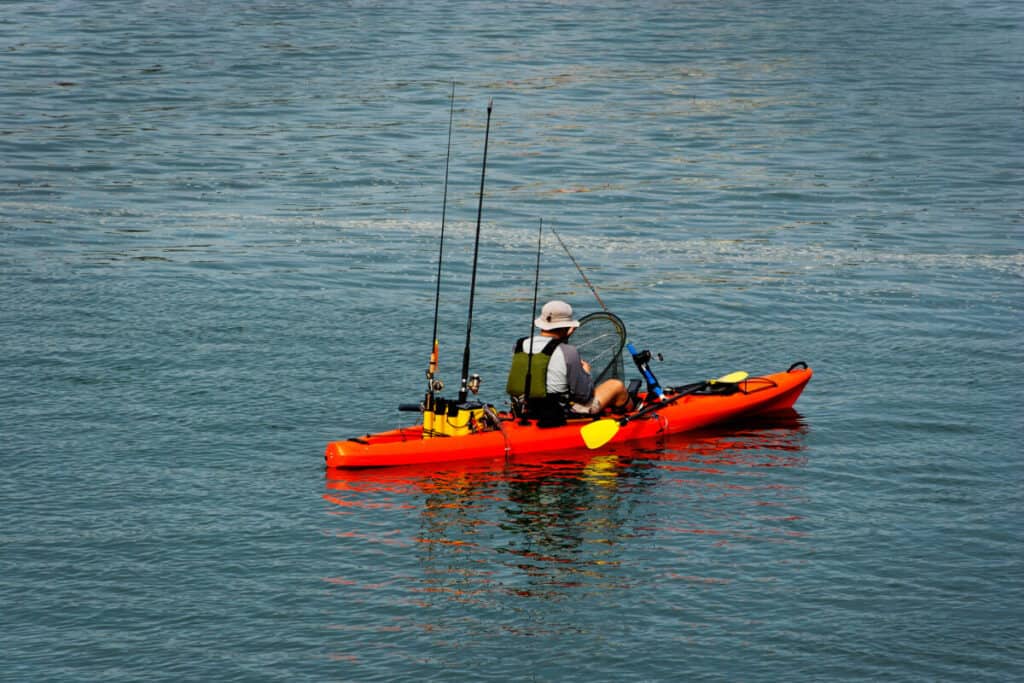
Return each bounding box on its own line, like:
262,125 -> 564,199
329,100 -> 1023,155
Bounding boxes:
535,300 -> 580,331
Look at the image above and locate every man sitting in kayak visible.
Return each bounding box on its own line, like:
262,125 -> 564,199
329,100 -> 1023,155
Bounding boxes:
506,300 -> 630,424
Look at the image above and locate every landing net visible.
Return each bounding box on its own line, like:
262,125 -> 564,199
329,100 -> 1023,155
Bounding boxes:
573,312 -> 626,385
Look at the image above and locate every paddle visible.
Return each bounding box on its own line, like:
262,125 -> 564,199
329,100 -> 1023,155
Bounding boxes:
580,371 -> 749,449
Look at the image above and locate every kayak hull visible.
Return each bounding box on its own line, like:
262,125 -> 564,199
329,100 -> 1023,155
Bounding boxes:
326,365 -> 811,468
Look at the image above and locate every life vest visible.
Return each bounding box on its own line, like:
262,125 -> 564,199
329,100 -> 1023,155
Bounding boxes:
505,337 -> 562,398
505,336 -> 568,427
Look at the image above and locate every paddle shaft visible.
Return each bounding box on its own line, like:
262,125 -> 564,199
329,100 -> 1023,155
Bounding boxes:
625,374 -> 746,424
601,373 -> 747,430
622,381 -> 708,425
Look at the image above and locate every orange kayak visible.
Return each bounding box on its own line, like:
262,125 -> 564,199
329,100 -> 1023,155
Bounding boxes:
325,364 -> 811,469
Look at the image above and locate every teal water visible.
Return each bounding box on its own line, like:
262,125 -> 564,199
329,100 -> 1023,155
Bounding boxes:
2,1 -> 1022,680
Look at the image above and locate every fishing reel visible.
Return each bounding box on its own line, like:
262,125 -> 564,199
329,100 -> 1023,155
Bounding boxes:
428,378 -> 444,392
633,349 -> 664,364
467,374 -> 482,395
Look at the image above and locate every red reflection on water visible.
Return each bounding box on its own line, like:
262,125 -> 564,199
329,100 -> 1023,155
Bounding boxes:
321,411 -> 810,600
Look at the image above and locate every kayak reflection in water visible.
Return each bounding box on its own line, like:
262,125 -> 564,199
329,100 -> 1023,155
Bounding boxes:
506,300 -> 631,425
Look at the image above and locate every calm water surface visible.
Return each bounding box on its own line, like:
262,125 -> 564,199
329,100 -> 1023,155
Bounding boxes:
2,1 -> 1022,681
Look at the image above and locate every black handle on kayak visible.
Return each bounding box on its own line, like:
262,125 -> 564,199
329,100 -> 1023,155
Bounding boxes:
787,361 -> 808,372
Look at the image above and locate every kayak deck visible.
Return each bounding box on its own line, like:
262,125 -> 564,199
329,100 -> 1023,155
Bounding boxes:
326,365 -> 811,468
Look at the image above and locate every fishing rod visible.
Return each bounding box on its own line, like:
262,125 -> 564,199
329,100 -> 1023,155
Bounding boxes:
457,98 -> 493,404
520,217 -> 544,424
550,227 -> 608,313
425,81 -> 456,410
550,226 -> 666,400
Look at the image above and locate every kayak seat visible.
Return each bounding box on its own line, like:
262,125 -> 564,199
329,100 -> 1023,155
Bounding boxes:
517,396 -> 568,428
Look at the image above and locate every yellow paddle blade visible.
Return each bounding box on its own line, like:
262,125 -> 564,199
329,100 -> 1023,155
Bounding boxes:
581,418 -> 621,450
712,371 -> 748,384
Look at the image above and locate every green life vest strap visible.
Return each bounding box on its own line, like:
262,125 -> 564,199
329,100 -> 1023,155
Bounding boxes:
505,337 -> 561,398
